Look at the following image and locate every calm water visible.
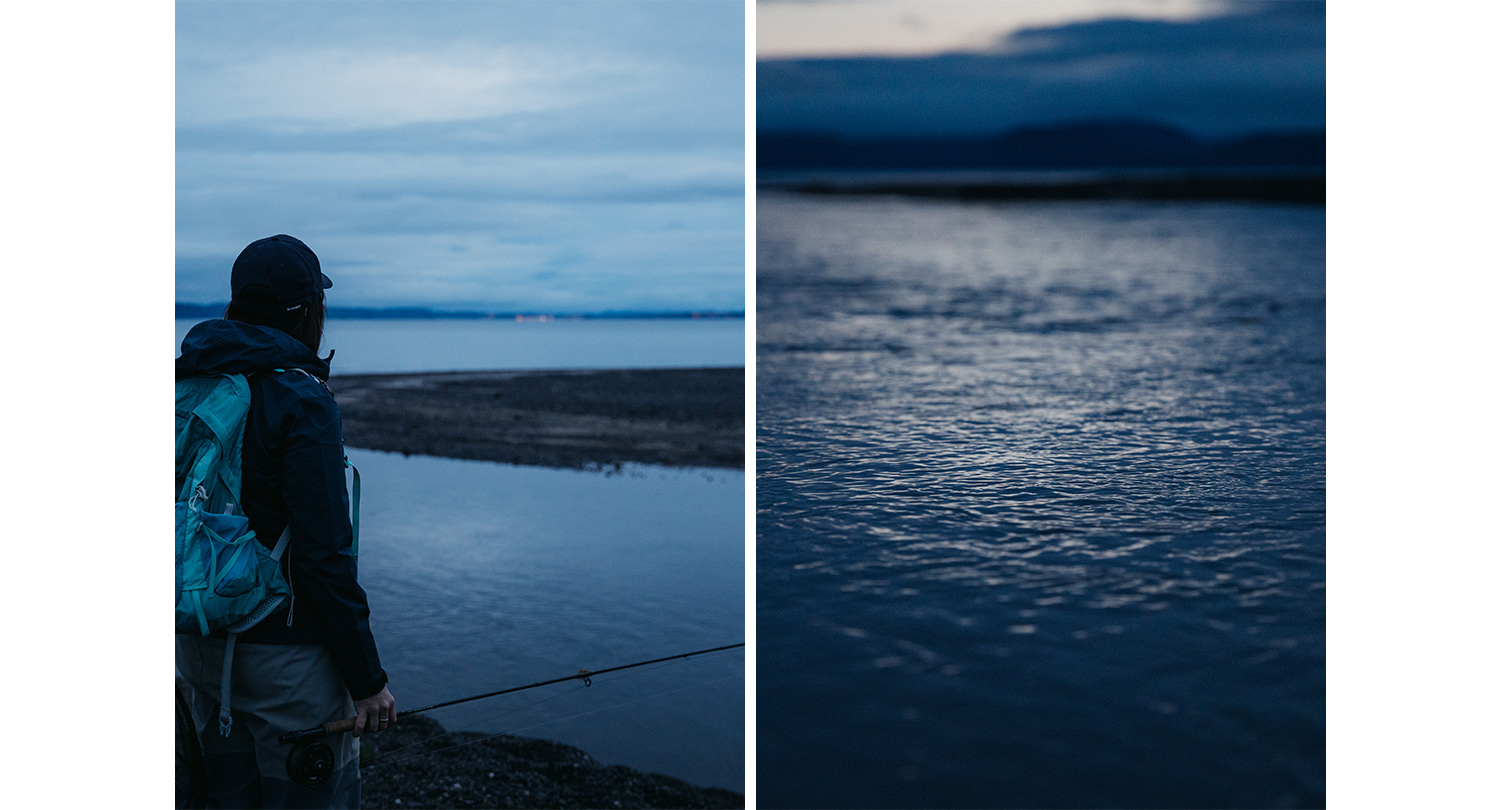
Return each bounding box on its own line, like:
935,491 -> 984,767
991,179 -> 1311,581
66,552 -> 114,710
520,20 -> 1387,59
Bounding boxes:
757,193 -> 1324,808
351,450 -> 744,791
175,316 -> 745,373
174,318 -> 746,791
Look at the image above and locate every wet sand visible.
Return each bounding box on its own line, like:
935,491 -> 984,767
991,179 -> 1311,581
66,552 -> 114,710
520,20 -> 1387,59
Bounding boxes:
328,368 -> 744,471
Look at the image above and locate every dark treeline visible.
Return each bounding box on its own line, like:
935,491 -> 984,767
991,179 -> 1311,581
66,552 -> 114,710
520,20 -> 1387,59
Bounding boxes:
786,175 -> 1324,206
758,120 -> 1324,172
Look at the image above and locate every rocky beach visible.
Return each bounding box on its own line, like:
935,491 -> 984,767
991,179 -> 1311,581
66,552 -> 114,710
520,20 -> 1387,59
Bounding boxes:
178,706 -> 744,809
358,715 -> 743,809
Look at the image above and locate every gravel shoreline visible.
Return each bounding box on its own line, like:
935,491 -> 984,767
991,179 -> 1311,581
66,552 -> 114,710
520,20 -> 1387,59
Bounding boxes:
178,695 -> 744,809
358,715 -> 743,809
328,368 -> 744,471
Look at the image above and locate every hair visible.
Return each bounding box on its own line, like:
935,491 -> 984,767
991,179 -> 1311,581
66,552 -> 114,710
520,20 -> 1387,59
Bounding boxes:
224,287 -> 326,354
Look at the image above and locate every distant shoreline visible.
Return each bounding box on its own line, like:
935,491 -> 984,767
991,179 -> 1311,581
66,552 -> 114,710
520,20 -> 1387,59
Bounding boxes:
330,367 -> 745,471
175,305 -> 745,321
765,173 -> 1325,206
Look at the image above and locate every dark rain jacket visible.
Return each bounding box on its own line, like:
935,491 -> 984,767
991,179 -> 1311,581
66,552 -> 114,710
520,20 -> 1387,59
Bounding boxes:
176,319 -> 388,701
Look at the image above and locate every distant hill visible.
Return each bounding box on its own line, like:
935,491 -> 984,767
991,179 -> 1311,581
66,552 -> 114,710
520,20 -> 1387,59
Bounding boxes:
175,303 -> 743,321
758,120 -> 1324,172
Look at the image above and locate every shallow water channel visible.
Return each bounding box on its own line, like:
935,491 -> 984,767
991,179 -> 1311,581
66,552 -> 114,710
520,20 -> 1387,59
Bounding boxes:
349,449 -> 744,791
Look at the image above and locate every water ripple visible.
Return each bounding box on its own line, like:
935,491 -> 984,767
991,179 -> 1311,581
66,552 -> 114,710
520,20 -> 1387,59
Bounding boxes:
758,195 -> 1324,808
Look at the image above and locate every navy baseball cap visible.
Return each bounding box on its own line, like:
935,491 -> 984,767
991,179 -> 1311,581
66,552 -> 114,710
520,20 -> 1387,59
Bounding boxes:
230,234 -> 332,316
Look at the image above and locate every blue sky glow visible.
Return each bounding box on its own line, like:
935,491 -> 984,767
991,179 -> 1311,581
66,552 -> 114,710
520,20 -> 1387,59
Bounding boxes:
177,0 -> 746,313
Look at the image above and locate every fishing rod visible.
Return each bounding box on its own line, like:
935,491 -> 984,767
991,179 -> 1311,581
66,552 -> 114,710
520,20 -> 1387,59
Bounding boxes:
278,642 -> 745,746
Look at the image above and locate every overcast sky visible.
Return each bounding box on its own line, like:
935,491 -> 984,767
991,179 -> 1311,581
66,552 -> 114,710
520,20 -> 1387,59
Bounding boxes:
177,0 -> 745,313
758,0 -> 1226,59
758,0 -> 1324,138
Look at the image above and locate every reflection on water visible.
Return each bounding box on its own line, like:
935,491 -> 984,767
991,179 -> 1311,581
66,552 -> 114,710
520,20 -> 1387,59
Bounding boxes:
758,194 -> 1324,808
349,449 -> 744,791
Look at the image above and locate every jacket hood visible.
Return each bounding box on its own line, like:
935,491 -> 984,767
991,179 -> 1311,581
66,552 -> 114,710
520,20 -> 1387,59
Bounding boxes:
176,319 -> 331,380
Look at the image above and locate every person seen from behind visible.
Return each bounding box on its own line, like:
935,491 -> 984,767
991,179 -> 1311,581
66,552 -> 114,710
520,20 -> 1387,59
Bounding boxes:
176,234 -> 396,808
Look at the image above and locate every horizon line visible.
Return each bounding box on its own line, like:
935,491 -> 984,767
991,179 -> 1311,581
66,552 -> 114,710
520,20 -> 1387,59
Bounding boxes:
176,303 -> 745,321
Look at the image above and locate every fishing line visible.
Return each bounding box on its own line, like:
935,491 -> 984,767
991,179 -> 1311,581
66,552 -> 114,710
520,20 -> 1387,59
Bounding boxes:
338,644 -> 743,772
435,656 -> 685,739
280,642 -> 743,745
404,643 -> 745,717
365,657 -> 726,766
363,671 -> 742,772
368,654 -> 714,759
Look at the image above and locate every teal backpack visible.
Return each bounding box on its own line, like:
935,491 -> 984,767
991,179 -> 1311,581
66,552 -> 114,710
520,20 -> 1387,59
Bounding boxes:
176,373 -> 291,638
175,369 -> 360,736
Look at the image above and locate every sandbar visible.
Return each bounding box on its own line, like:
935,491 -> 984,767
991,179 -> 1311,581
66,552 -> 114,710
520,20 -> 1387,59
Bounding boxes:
329,367 -> 745,471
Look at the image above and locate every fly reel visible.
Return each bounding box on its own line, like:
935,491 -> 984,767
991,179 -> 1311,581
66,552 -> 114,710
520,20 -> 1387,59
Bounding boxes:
286,740 -> 335,788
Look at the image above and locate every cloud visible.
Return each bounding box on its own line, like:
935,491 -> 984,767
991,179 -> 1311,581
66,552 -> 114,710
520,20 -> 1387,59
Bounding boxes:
180,49 -> 579,132
1001,1 -> 1323,59
757,1 -> 1323,138
176,0 -> 744,313
756,0 -> 1224,59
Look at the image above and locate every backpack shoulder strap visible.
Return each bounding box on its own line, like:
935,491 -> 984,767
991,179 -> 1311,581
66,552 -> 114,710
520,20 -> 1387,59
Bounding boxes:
271,368 -> 359,558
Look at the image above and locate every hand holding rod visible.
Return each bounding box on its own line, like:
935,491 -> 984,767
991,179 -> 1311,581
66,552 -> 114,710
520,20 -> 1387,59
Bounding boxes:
281,716 -> 358,745
277,642 -> 745,745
